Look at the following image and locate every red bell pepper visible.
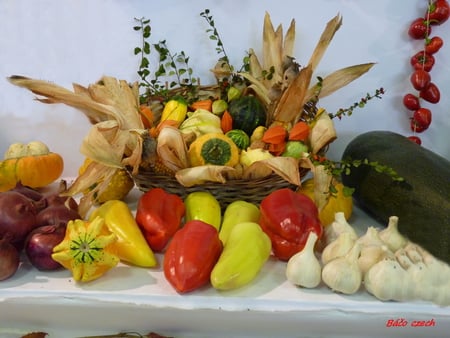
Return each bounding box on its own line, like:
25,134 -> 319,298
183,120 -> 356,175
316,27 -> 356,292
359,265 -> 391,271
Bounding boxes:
410,51 -> 435,72
135,188 -> 185,252
163,220 -> 223,293
259,188 -> 323,261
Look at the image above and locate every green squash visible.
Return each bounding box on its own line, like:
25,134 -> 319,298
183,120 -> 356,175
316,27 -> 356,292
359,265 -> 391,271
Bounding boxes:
228,96 -> 267,135
341,131 -> 450,264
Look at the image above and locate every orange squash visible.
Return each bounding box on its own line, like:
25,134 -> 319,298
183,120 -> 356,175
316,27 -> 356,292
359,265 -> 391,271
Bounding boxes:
0,141 -> 63,191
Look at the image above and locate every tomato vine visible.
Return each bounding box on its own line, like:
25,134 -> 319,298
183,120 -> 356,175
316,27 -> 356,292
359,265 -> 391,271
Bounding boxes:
403,0 -> 449,145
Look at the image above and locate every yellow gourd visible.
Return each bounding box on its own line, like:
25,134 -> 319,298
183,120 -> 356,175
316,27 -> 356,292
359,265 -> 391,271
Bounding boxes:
299,178 -> 353,227
0,141 -> 63,191
78,158 -> 134,203
188,133 -> 239,167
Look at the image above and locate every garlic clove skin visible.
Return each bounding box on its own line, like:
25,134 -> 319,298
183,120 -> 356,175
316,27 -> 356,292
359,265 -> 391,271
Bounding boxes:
321,232 -> 355,265
285,232 -> 322,288
356,226 -> 384,248
323,211 -> 358,246
321,243 -> 362,295
379,216 -> 408,252
364,257 -> 414,302
358,244 -> 393,276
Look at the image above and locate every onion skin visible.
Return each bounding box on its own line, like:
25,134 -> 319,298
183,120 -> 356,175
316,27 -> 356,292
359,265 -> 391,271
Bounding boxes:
36,204 -> 81,228
25,225 -> 66,271
0,191 -> 38,250
0,237 -> 20,280
11,182 -> 44,202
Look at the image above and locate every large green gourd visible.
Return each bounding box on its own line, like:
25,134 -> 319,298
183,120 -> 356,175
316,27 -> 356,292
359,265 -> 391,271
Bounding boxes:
341,130 -> 450,264
228,95 -> 267,135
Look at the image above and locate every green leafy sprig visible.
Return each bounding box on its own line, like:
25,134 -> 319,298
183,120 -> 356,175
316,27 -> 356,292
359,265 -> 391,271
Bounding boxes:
330,87 -> 385,120
200,9 -> 232,72
133,17 -> 198,103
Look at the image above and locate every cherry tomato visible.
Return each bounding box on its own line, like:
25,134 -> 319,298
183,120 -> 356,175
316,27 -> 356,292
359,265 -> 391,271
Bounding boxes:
403,93 -> 421,110
410,51 -> 435,72
410,69 -> 431,90
420,82 -> 441,103
427,0 -> 450,25
408,18 -> 432,39
413,107 -> 432,128
410,118 -> 428,133
425,36 -> 444,54
407,136 -> 422,145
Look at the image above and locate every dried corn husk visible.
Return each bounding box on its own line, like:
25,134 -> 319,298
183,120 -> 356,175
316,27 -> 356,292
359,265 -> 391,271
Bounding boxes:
8,75 -> 146,216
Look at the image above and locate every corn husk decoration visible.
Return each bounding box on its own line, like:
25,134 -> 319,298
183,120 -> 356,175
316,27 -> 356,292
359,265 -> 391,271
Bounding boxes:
7,75 -> 146,217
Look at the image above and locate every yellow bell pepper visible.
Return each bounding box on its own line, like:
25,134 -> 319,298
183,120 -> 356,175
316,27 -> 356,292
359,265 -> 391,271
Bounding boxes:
184,191 -> 221,231
51,217 -> 119,282
210,221 -> 271,290
219,200 -> 260,245
89,200 -> 157,267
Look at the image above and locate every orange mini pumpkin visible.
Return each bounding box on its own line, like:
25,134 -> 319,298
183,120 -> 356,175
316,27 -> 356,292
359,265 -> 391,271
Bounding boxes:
0,141 -> 63,191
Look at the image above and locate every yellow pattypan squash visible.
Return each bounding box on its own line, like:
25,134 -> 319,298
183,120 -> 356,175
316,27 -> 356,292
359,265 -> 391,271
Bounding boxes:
52,216 -> 119,282
299,178 -> 353,227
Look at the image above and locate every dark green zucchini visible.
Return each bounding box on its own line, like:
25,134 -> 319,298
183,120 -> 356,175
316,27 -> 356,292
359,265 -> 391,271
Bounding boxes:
341,130 -> 450,264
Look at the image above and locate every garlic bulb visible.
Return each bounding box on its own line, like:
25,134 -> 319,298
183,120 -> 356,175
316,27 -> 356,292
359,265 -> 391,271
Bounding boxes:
321,232 -> 355,265
356,226 -> 384,247
364,257 -> 414,302
323,211 -> 358,246
321,243 -> 362,294
379,216 -> 408,252
358,244 -> 394,276
286,232 -> 322,288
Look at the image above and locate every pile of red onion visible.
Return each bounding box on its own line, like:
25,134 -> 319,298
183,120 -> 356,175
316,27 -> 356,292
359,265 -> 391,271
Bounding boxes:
0,183 -> 80,280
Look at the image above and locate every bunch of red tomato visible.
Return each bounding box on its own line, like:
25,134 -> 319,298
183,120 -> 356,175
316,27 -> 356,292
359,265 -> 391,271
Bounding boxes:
403,0 -> 449,145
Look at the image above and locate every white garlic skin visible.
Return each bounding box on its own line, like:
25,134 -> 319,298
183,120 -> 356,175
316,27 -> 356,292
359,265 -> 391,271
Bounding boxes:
321,243 -> 362,295
321,232 -> 355,265
379,216 -> 408,252
285,232 -> 322,288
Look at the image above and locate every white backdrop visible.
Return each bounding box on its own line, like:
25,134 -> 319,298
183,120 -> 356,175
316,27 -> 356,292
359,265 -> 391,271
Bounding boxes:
1,0 -> 449,177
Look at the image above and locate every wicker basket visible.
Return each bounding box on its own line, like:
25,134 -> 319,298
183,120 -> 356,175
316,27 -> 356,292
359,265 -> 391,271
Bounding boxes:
129,83 -> 320,208
132,170 -> 301,209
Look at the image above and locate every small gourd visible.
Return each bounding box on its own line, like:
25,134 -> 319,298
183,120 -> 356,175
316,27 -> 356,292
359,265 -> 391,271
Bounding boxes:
225,129 -> 250,150
0,141 -> 64,191
188,133 -> 239,167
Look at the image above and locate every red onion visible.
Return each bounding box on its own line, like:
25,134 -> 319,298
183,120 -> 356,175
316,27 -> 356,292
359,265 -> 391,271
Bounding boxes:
11,182 -> 44,202
25,225 -> 66,271
0,191 -> 38,250
0,237 -> 20,280
36,204 -> 81,227
44,193 -> 79,212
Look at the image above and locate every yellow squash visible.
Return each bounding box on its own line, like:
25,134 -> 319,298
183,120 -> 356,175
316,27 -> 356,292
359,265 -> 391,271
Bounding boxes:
298,178 -> 353,226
